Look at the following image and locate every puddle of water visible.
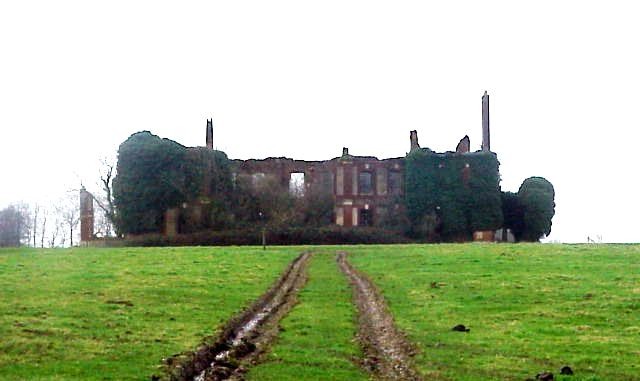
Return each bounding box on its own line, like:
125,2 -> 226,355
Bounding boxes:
191,258 -> 306,381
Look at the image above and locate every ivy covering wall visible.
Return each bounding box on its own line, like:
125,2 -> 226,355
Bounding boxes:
113,131 -> 232,234
112,131 -> 553,243
405,149 -> 503,240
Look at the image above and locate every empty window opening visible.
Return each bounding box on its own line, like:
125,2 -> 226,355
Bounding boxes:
289,172 -> 305,197
251,172 -> 266,187
359,208 -> 373,227
358,171 -> 373,194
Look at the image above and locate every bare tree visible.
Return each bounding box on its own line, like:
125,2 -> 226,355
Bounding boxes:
32,203 -> 40,247
40,208 -> 47,248
56,194 -> 80,247
94,208 -> 113,237
49,216 -> 61,248
92,158 -> 118,236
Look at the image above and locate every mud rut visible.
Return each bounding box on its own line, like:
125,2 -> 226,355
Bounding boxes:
337,252 -> 423,381
156,252 -> 312,381
156,251 -> 422,381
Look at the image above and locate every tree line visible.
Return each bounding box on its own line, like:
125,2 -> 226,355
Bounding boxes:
0,181 -> 116,248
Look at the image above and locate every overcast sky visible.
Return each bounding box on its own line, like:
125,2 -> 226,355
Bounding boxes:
1,1 -> 639,243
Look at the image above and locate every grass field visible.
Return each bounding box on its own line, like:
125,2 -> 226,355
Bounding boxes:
1,244 -> 639,381
349,244 -> 640,380
247,252 -> 368,381
0,246 -> 299,380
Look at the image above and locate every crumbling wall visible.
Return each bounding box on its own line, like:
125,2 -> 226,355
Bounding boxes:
228,155 -> 404,228
456,135 -> 470,154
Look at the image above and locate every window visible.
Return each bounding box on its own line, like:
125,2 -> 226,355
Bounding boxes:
289,172 -> 305,197
358,171 -> 373,194
251,172 -> 265,187
359,208 -> 373,226
388,171 -> 402,195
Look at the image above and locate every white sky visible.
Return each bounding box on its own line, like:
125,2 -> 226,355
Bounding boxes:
1,1 -> 639,243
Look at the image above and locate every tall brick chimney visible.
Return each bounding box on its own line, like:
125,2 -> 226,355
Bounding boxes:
482,91 -> 490,151
80,186 -> 94,244
410,130 -> 420,151
206,118 -> 213,149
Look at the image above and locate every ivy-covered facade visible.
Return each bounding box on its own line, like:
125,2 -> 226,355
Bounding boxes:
81,92 -> 554,243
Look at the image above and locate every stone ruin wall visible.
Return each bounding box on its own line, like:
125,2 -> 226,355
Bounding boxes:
229,153 -> 405,228
82,92 -> 496,241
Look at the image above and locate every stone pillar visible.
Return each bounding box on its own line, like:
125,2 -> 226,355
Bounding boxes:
165,208 -> 179,237
410,130 -> 420,151
376,167 -> 387,196
206,118 -> 213,149
352,166 -> 358,196
482,91 -> 490,151
336,166 -> 344,196
80,187 -> 94,243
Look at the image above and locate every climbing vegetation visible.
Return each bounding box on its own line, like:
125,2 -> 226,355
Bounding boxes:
404,149 -> 503,241
113,131 -> 232,234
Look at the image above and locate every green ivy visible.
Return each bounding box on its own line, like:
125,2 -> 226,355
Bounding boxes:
405,149 -> 503,241
113,131 -> 232,234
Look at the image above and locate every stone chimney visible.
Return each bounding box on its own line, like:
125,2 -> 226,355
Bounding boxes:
482,91 -> 490,151
80,186 -> 94,244
206,118 -> 213,149
342,147 -> 349,156
410,130 -> 420,151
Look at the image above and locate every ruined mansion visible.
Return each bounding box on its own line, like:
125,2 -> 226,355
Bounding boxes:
80,92 -> 499,243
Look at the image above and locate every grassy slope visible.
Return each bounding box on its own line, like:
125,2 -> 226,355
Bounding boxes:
348,244 -> 640,381
247,251 -> 368,381
0,246 -> 299,381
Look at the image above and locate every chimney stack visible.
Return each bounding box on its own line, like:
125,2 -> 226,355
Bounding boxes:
481,91 -> 490,151
410,130 -> 420,151
206,118 -> 213,149
342,147 -> 349,156
79,187 -> 94,244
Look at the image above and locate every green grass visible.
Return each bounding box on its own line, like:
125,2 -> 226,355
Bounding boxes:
347,243 -> 640,381
247,251 -> 368,381
0,246 -> 300,381
2,244 -> 639,381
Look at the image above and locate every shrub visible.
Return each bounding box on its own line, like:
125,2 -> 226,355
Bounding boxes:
518,177 -> 555,241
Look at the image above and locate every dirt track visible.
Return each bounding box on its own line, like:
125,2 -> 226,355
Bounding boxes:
155,252 -> 311,381
337,252 -> 423,381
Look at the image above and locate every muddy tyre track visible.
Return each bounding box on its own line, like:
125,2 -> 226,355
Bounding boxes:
337,252 -> 423,381
155,252 -> 312,381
